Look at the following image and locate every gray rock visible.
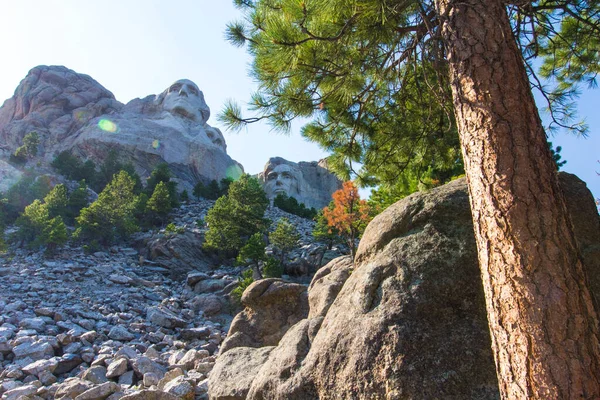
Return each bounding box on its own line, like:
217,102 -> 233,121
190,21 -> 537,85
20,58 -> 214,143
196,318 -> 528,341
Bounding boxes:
180,327 -> 210,341
146,307 -> 187,329
12,340 -> 54,360
1,383 -> 39,400
143,372 -> 160,387
82,365 -> 108,384
74,381 -> 119,400
208,346 -> 275,400
106,357 -> 129,379
54,377 -> 94,399
131,356 -> 166,379
118,370 -> 135,387
120,390 -> 178,400
22,358 -> 58,376
162,376 -> 194,400
108,325 -> 135,341
54,353 -> 83,375
219,279 -> 308,354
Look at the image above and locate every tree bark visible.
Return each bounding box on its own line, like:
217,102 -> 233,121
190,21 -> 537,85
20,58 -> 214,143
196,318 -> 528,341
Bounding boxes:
435,0 -> 600,398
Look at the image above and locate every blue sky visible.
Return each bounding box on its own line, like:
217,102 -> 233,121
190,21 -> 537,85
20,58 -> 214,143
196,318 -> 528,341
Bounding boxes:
0,1 -> 598,201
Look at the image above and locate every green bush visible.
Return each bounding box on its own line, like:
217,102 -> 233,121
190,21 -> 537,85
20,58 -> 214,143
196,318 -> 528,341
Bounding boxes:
14,199 -> 68,252
230,269 -> 254,304
269,218 -> 300,265
11,132 -> 40,165
263,256 -> 284,278
165,222 -> 185,235
51,151 -> 97,185
75,171 -> 139,245
273,193 -> 317,219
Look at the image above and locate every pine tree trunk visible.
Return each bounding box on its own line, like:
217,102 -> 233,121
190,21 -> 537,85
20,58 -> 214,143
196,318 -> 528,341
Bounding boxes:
435,0 -> 600,398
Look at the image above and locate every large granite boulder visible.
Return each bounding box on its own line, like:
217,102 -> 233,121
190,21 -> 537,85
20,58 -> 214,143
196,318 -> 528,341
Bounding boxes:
219,279 -> 309,355
258,157 -> 342,210
209,172 -> 600,400
0,66 -> 243,191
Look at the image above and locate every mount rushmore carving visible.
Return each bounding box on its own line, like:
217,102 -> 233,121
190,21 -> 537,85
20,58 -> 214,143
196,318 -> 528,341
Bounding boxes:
0,65 -> 242,191
0,66 -> 341,207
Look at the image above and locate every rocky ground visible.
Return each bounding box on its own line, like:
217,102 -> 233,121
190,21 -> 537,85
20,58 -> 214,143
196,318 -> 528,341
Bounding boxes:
0,201 -> 340,400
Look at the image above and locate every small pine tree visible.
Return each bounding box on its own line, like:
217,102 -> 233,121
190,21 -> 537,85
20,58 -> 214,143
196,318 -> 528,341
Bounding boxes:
193,181 -> 207,200
66,181 -> 89,224
230,269 -> 254,305
11,132 -> 40,164
204,174 -> 269,257
548,141 -> 567,170
207,180 -> 221,200
146,163 -> 178,207
263,256 -> 283,278
15,199 -> 68,251
312,207 -> 342,250
219,177 -> 235,197
146,181 -> 172,226
269,218 -> 300,265
180,190 -> 190,203
44,216 -> 68,255
44,184 -> 68,220
237,232 -> 267,278
75,171 -> 139,245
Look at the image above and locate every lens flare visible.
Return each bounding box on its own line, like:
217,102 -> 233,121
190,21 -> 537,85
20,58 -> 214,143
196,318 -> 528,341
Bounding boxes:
98,119 -> 117,133
152,140 -> 160,149
225,164 -> 243,181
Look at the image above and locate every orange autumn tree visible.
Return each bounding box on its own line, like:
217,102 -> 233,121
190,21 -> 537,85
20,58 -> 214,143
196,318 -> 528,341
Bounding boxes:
323,181 -> 371,257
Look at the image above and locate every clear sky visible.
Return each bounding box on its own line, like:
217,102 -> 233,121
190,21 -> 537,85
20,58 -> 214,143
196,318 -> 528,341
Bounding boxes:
0,1 -> 598,201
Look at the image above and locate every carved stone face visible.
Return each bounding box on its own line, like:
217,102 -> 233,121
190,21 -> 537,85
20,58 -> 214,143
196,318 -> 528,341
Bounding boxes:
162,79 -> 210,124
265,164 -> 299,198
206,126 -> 226,151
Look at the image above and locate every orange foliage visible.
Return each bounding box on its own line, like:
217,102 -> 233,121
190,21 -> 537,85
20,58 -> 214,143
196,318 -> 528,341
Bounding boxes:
323,181 -> 371,256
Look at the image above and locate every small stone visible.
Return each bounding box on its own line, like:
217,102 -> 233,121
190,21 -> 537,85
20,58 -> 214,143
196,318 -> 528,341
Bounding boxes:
106,357 -> 129,379
74,381 -> 119,400
118,370 -> 135,387
82,365 -> 108,384
108,325 -> 135,341
143,372 -> 160,387
163,376 -> 195,400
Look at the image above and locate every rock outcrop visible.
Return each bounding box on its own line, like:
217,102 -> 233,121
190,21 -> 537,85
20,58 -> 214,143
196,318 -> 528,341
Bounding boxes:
219,279 -> 309,355
0,66 -> 243,191
258,157 -> 342,210
209,172 -> 600,400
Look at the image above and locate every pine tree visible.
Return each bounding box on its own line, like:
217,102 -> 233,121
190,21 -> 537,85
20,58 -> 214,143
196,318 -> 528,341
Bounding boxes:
269,218 -> 300,265
193,181 -> 207,200
146,163 -> 178,207
146,181 -> 172,226
312,207 -> 342,250
75,171 -> 139,245
236,232 -> 267,278
204,174 -> 269,257
66,181 -> 89,224
224,1 -> 600,395
44,184 -> 68,220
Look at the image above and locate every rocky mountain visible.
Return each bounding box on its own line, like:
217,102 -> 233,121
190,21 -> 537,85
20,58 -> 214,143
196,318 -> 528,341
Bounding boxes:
0,66 -> 243,192
257,157 -> 342,210
208,172 -> 600,399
